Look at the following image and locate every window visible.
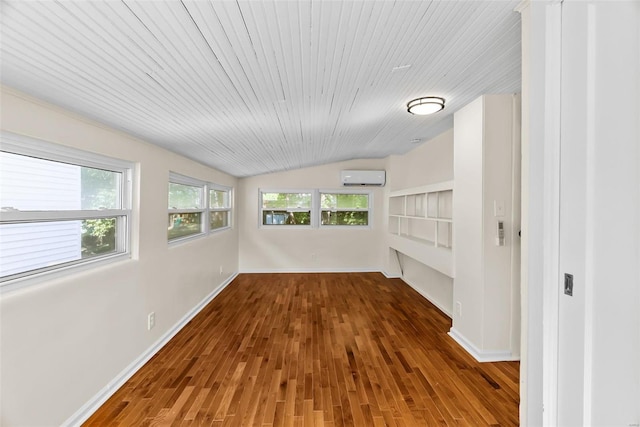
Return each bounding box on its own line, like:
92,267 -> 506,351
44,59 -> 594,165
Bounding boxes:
0,132 -> 132,284
168,174 -> 232,241
320,192 -> 370,226
209,186 -> 231,231
260,191 -> 312,226
259,190 -> 372,228
168,174 -> 205,241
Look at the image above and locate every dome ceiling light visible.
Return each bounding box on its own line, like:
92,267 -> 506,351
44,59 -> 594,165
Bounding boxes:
406,97 -> 445,115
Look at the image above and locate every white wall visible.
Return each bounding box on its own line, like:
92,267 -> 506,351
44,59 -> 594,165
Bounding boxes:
517,2 -> 547,424
0,87 -> 239,426
482,95 -> 521,356
396,253 -> 454,316
385,129 -> 455,316
386,129 -> 454,192
452,98 -> 485,348
238,159 -> 386,272
587,5 -> 639,423
451,94 -> 521,362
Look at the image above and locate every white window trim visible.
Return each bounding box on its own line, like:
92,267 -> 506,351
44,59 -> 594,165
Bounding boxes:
168,174 -> 234,244
208,183 -> 232,233
318,189 -> 373,229
0,131 -> 134,288
168,172 -> 207,189
259,189 -> 315,229
168,172 -> 206,244
258,189 -> 373,229
0,131 -> 134,173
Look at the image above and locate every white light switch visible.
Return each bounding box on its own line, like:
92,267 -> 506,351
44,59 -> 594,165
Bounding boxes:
494,200 -> 505,217
148,312 -> 155,330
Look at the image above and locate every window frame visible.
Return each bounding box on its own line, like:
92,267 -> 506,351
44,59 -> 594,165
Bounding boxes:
259,189 -> 315,228
168,174 -> 234,244
258,189 -> 373,229
167,172 -> 206,244
318,189 -> 373,229
208,184 -> 232,233
0,131 -> 133,287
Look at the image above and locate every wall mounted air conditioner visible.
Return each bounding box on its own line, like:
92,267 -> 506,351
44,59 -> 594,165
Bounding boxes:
340,170 -> 386,186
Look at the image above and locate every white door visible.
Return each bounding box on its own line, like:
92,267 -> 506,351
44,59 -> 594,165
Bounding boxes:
557,3 -> 589,425
556,2 -> 640,426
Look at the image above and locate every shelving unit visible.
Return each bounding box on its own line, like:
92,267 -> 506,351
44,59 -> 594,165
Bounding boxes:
388,180 -> 454,277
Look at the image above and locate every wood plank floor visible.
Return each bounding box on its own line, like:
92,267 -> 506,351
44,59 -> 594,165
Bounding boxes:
84,273 -> 519,426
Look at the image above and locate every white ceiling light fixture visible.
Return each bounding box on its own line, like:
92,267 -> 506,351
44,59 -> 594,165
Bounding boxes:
407,97 -> 445,115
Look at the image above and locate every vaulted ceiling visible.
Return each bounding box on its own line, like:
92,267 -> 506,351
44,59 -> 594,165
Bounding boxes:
0,1 -> 521,177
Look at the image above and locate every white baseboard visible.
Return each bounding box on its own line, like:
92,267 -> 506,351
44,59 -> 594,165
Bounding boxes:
62,272 -> 238,427
400,276 -> 453,318
239,267 -> 380,274
448,327 -> 520,363
381,270 -> 402,279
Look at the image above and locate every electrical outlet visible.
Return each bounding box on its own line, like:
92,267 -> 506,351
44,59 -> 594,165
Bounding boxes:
311,253 -> 317,261
564,273 -> 573,296
148,312 -> 155,330
456,301 -> 462,317
219,265 -> 223,275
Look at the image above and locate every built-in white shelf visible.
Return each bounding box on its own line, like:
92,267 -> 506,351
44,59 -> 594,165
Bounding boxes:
389,215 -> 453,223
388,180 -> 454,277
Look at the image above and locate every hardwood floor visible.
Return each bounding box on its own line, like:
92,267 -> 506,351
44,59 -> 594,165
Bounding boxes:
84,273 -> 519,426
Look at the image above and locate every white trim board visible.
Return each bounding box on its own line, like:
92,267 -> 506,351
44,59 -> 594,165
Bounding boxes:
239,267 -> 381,274
388,180 -> 454,198
62,272 -> 239,427
381,271 -> 402,279
448,328 -> 520,363
541,3 -> 563,424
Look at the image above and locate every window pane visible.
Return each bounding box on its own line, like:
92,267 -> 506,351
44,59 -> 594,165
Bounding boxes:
168,183 -> 201,209
0,218 -> 119,279
262,193 -> 311,209
82,218 -> 118,255
210,189 -> 229,209
321,193 -> 369,209
321,210 -> 369,226
168,212 -> 202,240
81,167 -> 121,209
210,211 -> 229,230
262,210 -> 311,225
0,152 -> 121,211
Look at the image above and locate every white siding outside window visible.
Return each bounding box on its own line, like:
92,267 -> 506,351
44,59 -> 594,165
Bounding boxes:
0,154 -> 82,276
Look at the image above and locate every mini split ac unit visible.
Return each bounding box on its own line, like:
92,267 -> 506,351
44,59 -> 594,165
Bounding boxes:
340,170 -> 386,186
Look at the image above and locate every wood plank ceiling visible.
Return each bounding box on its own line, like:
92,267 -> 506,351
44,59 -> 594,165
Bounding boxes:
0,1 -> 521,177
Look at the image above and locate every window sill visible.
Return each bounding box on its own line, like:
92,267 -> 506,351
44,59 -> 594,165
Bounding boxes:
259,225 -> 314,229
319,225 -> 372,230
168,232 -> 207,247
0,252 -> 132,294
209,226 -> 232,234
